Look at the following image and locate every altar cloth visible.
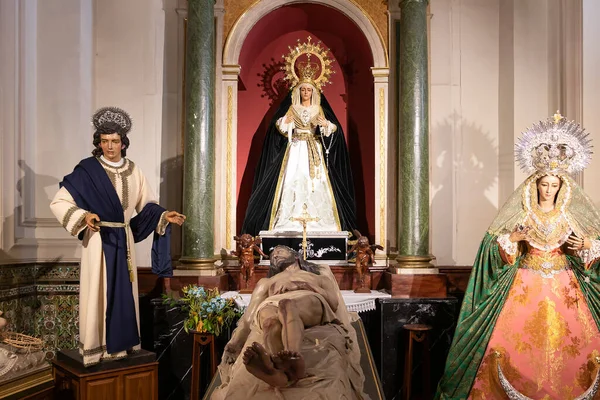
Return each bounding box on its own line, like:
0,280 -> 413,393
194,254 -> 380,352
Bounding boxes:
221,290 -> 391,313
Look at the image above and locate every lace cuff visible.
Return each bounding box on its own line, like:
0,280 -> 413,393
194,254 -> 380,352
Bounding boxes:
156,211 -> 169,236
577,239 -> 600,265
497,233 -> 517,255
321,121 -> 337,137
276,117 -> 294,138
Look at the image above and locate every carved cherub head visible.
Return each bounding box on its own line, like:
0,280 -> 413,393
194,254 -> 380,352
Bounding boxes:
240,233 -> 254,247
357,236 -> 370,248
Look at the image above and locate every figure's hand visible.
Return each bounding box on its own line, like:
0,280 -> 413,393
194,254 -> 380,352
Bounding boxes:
165,211 -> 186,226
317,116 -> 327,127
222,342 -> 241,364
509,225 -> 530,243
285,114 -> 293,124
85,213 -> 100,232
566,233 -> 590,251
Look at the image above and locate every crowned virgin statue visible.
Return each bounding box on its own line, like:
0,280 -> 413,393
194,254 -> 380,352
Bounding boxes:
241,38 -> 357,236
436,113 -> 600,399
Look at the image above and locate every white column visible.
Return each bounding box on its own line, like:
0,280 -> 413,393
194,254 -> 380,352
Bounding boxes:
220,65 -> 241,254
372,68 -> 389,258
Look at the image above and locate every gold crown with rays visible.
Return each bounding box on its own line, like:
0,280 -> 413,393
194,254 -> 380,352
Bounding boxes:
515,111 -> 593,175
282,36 -> 334,92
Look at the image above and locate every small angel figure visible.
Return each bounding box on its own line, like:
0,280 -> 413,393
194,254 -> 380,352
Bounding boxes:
347,230 -> 383,293
231,234 -> 267,293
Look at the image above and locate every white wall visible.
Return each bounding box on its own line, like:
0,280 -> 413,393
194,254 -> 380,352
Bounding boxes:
429,0 -> 582,265
94,0 -> 166,266
1,0 -> 93,262
583,0 -> 600,205
0,0 -> 166,266
1,0 -> 597,268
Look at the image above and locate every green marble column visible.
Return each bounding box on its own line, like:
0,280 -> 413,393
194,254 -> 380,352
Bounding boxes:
396,0 -> 434,268
179,0 -> 216,269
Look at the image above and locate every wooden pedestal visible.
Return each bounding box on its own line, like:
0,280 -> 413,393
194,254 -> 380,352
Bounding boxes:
52,349 -> 158,400
190,332 -> 217,400
384,272 -> 448,298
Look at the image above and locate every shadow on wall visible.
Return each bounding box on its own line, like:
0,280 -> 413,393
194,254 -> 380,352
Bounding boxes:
1,160 -> 60,261
430,113 -> 499,265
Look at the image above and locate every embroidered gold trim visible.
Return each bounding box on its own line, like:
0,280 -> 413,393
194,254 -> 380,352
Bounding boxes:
78,342 -> 106,356
70,212 -> 88,236
78,338 -> 142,363
62,206 -> 78,228
98,158 -> 135,211
520,252 -> 569,277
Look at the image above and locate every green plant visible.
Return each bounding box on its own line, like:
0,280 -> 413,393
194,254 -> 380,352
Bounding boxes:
164,286 -> 242,336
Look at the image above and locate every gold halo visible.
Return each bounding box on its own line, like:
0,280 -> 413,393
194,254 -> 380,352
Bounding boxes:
282,36 -> 334,92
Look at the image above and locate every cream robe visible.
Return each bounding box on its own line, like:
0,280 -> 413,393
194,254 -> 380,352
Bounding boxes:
50,157 -> 166,366
270,104 -> 341,232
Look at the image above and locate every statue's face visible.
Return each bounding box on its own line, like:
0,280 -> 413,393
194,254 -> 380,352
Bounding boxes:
270,246 -> 296,269
358,237 -> 369,247
537,175 -> 561,203
99,133 -> 124,162
300,85 -> 313,102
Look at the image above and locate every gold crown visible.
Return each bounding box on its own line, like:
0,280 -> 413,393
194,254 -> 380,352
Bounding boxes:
282,36 -> 334,92
297,58 -> 319,84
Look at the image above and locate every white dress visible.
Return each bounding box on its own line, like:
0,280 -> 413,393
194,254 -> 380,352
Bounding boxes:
270,104 -> 341,232
50,156 -> 167,366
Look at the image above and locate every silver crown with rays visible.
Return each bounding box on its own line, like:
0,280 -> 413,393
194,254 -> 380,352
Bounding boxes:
515,111 -> 593,176
92,106 -> 133,133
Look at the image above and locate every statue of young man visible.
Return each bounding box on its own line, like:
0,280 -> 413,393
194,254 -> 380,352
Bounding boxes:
50,107 -> 185,366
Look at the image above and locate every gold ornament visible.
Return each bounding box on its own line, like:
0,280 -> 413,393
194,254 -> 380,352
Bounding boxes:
282,36 -> 334,92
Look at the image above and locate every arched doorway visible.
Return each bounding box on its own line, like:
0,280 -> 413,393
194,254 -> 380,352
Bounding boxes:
218,0 -> 389,252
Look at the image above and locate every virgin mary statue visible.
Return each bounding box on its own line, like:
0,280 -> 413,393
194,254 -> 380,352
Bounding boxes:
435,113 -> 600,399
241,38 -> 357,236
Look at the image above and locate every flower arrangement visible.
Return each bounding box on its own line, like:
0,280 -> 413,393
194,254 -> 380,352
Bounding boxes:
166,285 -> 241,336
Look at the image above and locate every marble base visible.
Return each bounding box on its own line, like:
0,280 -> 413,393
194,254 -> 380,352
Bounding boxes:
373,298 -> 459,400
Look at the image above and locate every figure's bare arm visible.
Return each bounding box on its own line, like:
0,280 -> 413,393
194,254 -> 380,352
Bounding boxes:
222,278 -> 270,364
317,276 -> 339,312
233,278 -> 269,340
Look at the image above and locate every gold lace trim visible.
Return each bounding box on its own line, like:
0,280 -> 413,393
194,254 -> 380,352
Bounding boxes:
70,212 -> 88,236
97,158 -> 135,210
61,206 -> 78,228
520,252 -> 569,276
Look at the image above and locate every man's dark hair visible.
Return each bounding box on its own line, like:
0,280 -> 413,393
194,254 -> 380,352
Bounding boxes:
267,245 -> 320,277
92,122 -> 130,158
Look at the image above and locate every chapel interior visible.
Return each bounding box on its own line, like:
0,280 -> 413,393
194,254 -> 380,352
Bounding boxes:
2,0 -> 600,399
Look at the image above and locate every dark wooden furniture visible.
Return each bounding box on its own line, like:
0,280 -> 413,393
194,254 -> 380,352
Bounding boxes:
52,349 -> 158,400
402,324 -> 433,400
190,332 -> 217,400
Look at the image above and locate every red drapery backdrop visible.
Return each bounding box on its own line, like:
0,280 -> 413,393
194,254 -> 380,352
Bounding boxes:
236,3 -> 375,239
